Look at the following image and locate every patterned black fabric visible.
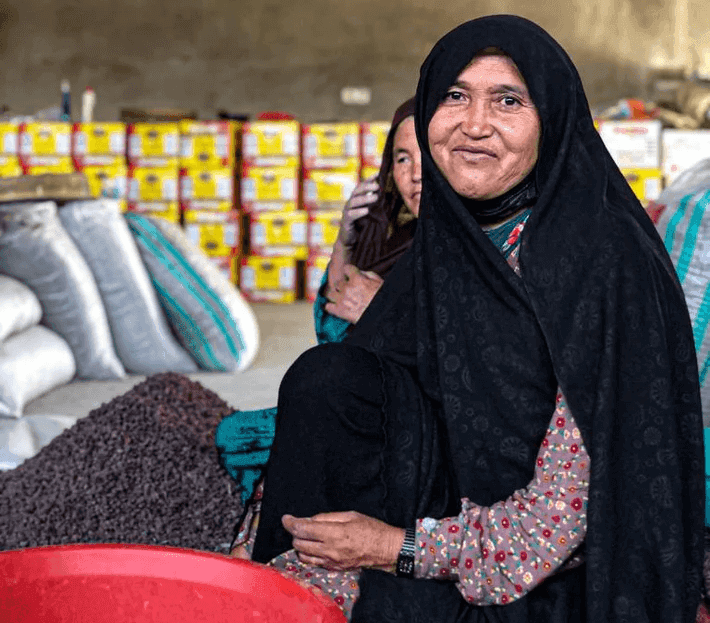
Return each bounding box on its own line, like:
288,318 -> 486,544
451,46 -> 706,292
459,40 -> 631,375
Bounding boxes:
253,14 -> 704,623
349,14 -> 705,623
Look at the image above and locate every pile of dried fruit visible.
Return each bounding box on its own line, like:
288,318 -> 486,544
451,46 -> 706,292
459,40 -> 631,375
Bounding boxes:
0,373 -> 243,553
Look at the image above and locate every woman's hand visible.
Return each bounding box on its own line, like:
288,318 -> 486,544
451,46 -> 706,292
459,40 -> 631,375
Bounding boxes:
282,511 -> 405,571
337,178 -> 379,248
325,265 -> 384,323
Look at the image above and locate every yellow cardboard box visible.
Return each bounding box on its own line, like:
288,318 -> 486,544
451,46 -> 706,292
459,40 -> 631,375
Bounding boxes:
242,121 -> 300,167
305,253 -> 331,302
302,122 -> 360,170
83,163 -> 128,201
621,168 -> 663,206
128,167 -> 178,202
0,157 -> 22,177
19,122 -> 72,157
360,121 -> 390,169
23,156 -> 74,175
127,123 -> 179,165
241,165 -> 299,212
184,217 -> 240,257
239,255 -> 298,303
180,168 -> 234,202
0,123 -> 18,155
360,165 -> 379,181
206,253 -> 238,284
302,169 -> 359,211
126,202 -> 180,223
307,209 -> 341,254
179,120 -> 238,169
249,210 -> 308,259
72,123 -> 126,168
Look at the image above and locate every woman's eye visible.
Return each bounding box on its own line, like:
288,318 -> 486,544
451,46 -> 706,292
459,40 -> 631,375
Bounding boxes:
501,95 -> 521,107
443,90 -> 465,102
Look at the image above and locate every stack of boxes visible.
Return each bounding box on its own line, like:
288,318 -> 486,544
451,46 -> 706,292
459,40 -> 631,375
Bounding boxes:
0,122 -> 21,177
360,121 -> 391,181
179,120 -> 241,283
18,121 -> 73,175
72,122 -> 128,210
302,122 -> 360,301
126,122 -> 180,223
240,120 -> 303,303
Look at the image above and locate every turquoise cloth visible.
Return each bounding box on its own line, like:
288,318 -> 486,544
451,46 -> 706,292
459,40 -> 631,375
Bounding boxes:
215,266 -> 350,503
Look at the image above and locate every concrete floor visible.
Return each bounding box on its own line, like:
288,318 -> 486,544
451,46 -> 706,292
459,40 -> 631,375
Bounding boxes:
23,302 -> 318,420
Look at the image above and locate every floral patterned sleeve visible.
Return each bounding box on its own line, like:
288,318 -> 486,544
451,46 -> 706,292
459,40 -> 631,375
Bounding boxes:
414,390 -> 589,606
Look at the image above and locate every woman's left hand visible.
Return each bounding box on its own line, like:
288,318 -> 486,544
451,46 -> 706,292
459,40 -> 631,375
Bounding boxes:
282,511 -> 405,571
324,265 -> 384,324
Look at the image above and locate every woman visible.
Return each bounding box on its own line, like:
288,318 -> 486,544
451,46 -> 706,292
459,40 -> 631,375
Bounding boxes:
215,98 -> 421,498
244,16 -> 704,622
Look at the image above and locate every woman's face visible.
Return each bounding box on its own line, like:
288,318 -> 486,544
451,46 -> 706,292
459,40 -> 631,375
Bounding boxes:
392,116 -> 422,216
427,54 -> 540,200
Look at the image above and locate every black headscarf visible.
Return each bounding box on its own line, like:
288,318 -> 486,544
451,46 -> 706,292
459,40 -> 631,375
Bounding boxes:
349,14 -> 704,623
349,97 -> 417,277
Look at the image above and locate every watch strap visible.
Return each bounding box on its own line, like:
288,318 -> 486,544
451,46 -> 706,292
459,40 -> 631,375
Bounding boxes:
396,526 -> 416,578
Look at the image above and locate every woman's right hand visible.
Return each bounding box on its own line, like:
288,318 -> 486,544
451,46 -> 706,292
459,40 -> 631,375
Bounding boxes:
337,178 -> 380,248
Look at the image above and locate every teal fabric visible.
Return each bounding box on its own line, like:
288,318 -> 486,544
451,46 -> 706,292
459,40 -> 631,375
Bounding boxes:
216,265 -> 351,502
706,428 -> 710,527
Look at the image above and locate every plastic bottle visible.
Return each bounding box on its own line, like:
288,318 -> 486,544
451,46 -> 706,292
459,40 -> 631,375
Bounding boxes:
60,80 -> 71,122
82,87 -> 95,123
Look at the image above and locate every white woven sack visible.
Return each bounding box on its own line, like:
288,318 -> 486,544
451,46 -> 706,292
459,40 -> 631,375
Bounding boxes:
59,200 -> 198,374
0,275 -> 42,342
0,325 -> 76,418
0,201 -> 125,379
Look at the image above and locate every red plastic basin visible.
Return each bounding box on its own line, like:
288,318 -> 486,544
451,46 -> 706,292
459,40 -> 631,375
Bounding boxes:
0,544 -> 346,622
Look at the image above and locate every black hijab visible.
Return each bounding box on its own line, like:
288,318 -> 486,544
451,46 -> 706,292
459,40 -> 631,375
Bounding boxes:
349,97 -> 417,277
349,14 -> 704,623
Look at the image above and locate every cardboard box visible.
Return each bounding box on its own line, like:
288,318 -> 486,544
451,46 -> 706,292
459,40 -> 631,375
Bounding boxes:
127,123 -> 179,166
621,168 -> 663,205
361,121 -> 391,169
179,120 -> 238,169
360,165 -> 379,181
83,163 -> 128,202
302,122 -> 360,170
206,253 -> 238,284
248,210 -> 308,259
128,167 -> 179,202
0,157 -> 22,177
72,122 -> 126,168
241,165 -> 299,212
239,255 -> 298,303
0,123 -> 18,155
307,209 -> 341,254
305,253 -> 330,302
19,122 -> 72,157
180,167 -> 234,203
22,156 -> 74,176
302,169 -> 359,211
126,201 -> 180,223
661,129 -> 710,185
182,205 -> 236,222
184,216 -> 240,257
598,120 -> 662,169
242,121 -> 300,167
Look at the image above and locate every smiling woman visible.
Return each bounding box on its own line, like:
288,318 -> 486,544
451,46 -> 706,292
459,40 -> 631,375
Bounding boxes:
244,15 -> 703,623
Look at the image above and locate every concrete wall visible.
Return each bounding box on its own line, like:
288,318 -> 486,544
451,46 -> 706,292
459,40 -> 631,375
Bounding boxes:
0,0 -> 706,122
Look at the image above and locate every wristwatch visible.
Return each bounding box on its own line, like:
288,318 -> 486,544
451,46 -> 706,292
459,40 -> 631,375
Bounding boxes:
396,526 -> 416,578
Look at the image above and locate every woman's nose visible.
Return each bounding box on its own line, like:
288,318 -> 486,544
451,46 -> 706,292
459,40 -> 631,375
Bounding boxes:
461,100 -> 493,137
412,155 -> 422,182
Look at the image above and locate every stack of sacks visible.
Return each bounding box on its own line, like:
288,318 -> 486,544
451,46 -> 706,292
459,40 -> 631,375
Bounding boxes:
0,275 -> 76,468
0,201 -> 125,380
